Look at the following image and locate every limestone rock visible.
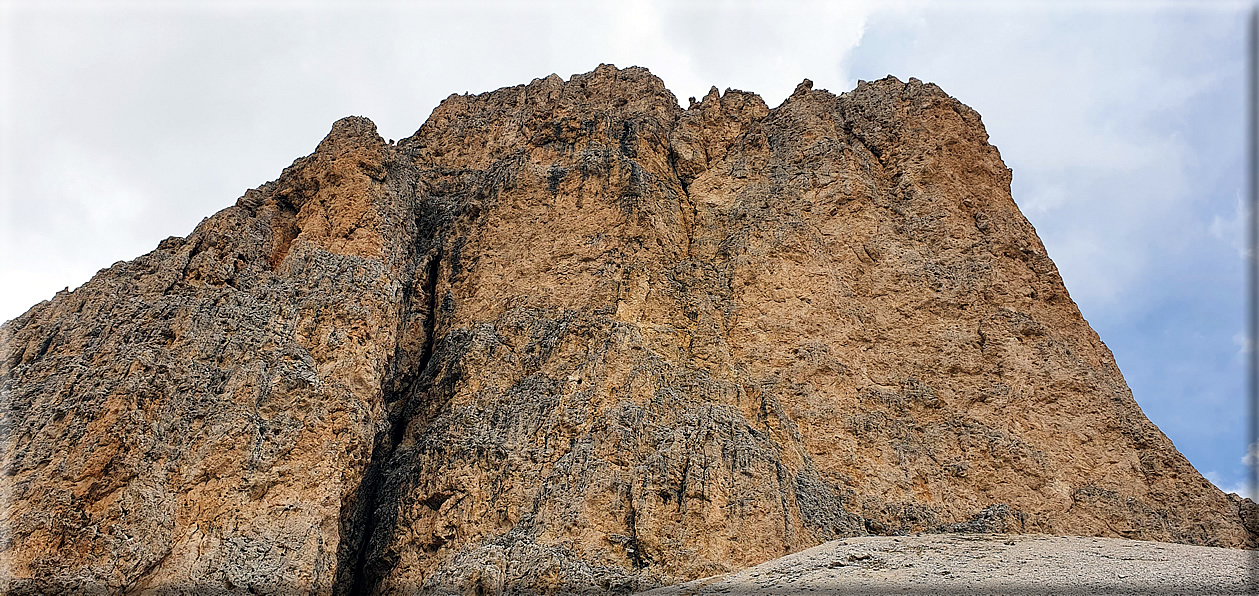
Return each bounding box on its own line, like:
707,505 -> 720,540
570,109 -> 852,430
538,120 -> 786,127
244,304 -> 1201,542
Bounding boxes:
642,534 -> 1257,594
1,65 -> 1252,595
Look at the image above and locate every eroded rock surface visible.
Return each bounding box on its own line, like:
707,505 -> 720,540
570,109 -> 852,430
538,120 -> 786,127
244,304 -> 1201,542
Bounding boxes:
2,65 -> 1253,595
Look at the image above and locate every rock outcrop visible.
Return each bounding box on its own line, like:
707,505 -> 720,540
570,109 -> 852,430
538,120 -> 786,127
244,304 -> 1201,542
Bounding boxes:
2,65 -> 1253,594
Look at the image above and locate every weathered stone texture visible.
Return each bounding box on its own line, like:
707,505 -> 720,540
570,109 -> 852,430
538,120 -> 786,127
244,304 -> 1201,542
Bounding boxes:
2,65 -> 1252,595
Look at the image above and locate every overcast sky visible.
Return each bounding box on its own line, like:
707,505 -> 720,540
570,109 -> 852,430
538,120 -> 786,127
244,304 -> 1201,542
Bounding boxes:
1,0 -> 1253,497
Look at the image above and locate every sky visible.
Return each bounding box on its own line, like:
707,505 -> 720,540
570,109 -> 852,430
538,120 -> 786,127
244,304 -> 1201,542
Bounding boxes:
0,0 -> 1254,498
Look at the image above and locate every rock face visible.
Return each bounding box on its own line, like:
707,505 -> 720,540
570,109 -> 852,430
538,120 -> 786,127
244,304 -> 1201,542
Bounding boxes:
1,65 -> 1254,594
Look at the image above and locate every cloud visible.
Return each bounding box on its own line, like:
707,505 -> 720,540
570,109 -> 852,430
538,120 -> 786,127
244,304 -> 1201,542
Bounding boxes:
1243,442 -> 1259,468
649,0 -> 882,105
1205,469 -> 1255,501
1233,333 -> 1252,358
1,139 -> 160,322
1209,193 -> 1251,260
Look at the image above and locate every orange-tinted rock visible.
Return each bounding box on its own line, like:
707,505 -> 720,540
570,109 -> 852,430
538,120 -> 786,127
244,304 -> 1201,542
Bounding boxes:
1,65 -> 1252,595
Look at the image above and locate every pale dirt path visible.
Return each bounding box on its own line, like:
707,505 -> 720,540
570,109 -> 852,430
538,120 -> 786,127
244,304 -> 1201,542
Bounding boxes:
639,534 -> 1257,595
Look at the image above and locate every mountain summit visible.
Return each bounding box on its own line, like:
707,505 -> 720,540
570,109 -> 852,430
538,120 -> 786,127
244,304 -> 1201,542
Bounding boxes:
2,64 -> 1253,594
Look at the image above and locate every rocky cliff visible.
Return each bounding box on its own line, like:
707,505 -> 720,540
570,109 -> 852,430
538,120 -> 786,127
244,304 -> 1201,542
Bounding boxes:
2,64 -> 1254,595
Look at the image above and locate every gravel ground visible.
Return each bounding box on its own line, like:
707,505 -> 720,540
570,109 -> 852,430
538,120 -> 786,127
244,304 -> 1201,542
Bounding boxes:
639,534 -> 1257,595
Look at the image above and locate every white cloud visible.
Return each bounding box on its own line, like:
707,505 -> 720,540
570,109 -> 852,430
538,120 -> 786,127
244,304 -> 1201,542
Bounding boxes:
2,140 -> 161,322
1243,442 -> 1259,468
1225,483 -> 1256,501
649,0 -> 883,106
605,0 -> 699,96
1209,194 -> 1251,260
1233,333 -> 1252,358
1205,469 -> 1256,501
